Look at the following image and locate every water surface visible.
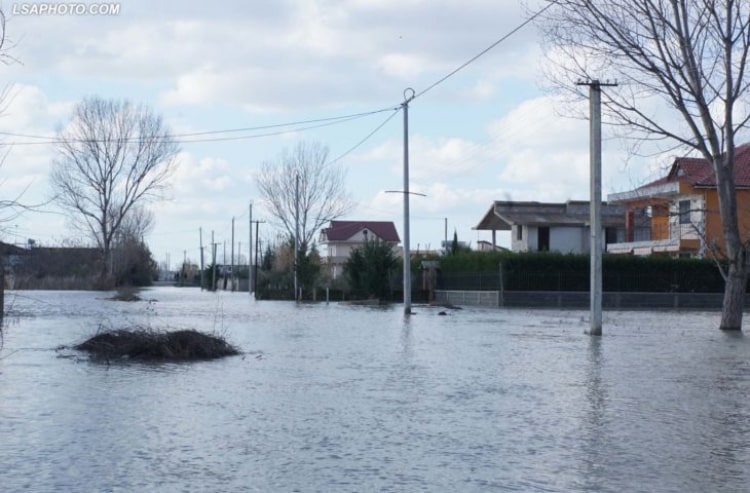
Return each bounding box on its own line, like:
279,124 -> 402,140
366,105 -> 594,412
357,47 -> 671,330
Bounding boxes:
1,287 -> 748,492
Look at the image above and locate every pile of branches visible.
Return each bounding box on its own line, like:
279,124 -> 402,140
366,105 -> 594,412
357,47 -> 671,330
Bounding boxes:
75,328 -> 240,361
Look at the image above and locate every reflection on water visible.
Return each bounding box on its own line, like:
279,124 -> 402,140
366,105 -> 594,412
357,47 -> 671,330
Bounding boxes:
576,337 -> 607,492
1,288 -> 749,492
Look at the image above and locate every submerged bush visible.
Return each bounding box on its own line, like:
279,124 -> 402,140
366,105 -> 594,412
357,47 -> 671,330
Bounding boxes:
75,328 -> 240,361
109,286 -> 142,302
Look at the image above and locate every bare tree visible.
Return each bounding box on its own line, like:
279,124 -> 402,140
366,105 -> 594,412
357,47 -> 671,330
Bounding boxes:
0,6 -> 21,351
119,205 -> 155,241
51,97 -> 179,286
257,141 -> 354,248
110,205 -> 156,286
0,9 -> 24,234
539,1 -> 750,331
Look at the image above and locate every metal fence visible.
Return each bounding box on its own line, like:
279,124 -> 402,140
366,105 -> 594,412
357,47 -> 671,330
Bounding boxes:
441,269 -> 727,293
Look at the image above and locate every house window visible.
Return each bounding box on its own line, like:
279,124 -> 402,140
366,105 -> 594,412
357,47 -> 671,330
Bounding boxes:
605,227 -> 618,245
516,225 -> 523,241
679,200 -> 691,224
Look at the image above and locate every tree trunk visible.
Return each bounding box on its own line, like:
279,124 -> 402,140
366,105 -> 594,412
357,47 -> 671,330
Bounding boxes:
720,259 -> 747,331
713,152 -> 745,331
96,245 -> 114,290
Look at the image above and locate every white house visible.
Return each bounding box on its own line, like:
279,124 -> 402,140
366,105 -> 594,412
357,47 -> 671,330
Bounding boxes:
474,200 -> 625,254
319,220 -> 401,279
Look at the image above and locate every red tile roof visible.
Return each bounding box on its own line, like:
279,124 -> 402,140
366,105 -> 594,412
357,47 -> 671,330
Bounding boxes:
322,221 -> 400,242
643,143 -> 750,189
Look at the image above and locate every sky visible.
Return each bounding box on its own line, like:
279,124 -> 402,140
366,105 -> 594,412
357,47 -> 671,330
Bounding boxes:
0,0 -> 667,270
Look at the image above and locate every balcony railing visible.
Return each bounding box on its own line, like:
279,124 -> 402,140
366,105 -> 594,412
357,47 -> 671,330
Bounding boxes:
608,220 -> 701,254
626,221 -> 701,242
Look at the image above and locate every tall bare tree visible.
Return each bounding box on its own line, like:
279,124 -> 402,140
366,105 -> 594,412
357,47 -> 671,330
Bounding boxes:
0,9 -> 26,235
0,6 -> 21,348
539,0 -> 750,330
257,141 -> 353,248
51,97 -> 179,286
119,205 -> 155,241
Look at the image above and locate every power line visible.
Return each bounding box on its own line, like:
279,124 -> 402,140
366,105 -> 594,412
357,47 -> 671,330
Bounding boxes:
0,106 -> 399,146
414,0 -> 558,100
157,107 -> 397,138
326,107 -> 401,166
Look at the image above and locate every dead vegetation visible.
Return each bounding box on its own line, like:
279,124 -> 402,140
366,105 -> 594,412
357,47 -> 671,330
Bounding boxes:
74,328 -> 240,361
109,286 -> 143,302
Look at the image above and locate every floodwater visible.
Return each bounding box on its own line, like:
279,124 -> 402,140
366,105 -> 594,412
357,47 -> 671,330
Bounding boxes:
1,288 -> 749,493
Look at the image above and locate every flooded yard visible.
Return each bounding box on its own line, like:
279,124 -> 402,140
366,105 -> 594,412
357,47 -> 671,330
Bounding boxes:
1,287 -> 749,492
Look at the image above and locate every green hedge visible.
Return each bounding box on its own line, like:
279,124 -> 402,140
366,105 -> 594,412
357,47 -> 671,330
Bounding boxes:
438,251 -> 729,293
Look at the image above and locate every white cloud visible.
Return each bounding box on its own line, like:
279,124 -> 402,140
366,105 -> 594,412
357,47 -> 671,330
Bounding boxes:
9,0 -> 543,114
359,134 -> 491,180
376,53 -> 444,80
464,79 -> 496,101
167,154 -> 233,195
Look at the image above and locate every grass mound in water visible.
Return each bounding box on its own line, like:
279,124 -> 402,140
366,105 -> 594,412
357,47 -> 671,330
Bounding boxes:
75,328 -> 240,361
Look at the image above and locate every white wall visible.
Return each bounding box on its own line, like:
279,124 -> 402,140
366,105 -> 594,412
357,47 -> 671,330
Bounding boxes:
550,227 -> 585,253
527,226 -> 538,251
509,225 -> 604,254
511,225 -> 528,252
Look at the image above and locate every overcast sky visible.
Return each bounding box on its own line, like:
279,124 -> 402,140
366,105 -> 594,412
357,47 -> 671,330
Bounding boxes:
0,0 -> 666,269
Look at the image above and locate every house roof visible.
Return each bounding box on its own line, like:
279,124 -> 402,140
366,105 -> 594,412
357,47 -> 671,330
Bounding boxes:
321,221 -> 400,242
474,200 -> 625,231
638,143 -> 750,189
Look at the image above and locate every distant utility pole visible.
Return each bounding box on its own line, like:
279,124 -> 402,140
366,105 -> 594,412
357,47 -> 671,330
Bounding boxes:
251,220 -> 266,296
231,216 -> 235,292
577,79 -> 617,336
211,230 -> 217,292
199,227 -> 205,290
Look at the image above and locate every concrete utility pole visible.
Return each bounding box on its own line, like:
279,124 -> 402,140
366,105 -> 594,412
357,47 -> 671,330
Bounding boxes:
402,88 -> 415,315
577,79 -> 617,336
